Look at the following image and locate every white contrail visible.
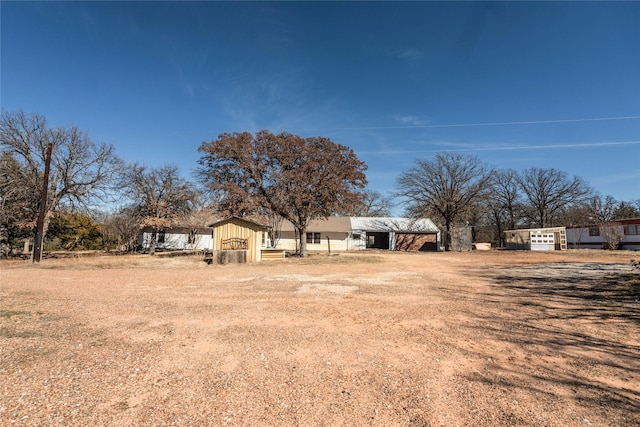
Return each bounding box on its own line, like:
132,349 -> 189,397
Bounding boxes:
292,115 -> 640,132
359,140 -> 640,155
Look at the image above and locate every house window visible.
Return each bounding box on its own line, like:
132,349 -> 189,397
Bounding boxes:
589,228 -> 599,237
625,225 -> 640,235
306,232 -> 321,244
188,233 -> 195,244
158,231 -> 166,243
352,233 -> 361,240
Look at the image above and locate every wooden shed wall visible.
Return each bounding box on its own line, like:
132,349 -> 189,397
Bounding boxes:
212,218 -> 264,262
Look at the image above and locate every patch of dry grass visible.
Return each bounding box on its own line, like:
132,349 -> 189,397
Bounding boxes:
0,253 -> 208,270
287,252 -> 385,265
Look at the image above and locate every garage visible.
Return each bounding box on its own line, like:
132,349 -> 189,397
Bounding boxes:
395,233 -> 438,251
350,217 -> 442,252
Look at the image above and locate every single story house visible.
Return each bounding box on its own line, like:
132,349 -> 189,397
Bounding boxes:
566,218 -> 640,250
276,216 -> 352,252
504,227 -> 567,251
276,216 -> 441,252
139,215 -> 442,255
138,227 -> 213,251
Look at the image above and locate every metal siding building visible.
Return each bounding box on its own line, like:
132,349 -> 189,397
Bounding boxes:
138,227 -> 213,251
504,227 -> 567,251
350,217 -> 441,252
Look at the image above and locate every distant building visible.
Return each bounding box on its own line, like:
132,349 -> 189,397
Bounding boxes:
138,216 -> 443,256
275,216 -> 442,252
566,218 -> 640,250
504,227 -> 568,251
138,227 -> 212,251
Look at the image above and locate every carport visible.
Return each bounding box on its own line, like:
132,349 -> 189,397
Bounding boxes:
366,231 -> 391,249
394,233 -> 438,251
350,217 -> 441,252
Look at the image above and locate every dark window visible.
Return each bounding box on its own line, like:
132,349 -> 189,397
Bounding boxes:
158,231 -> 166,243
306,232 -> 320,244
589,227 -> 599,237
625,225 -> 640,235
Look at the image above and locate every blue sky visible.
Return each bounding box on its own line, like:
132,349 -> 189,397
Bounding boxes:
2,1 -> 639,212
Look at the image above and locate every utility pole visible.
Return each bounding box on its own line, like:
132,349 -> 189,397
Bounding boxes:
32,142 -> 53,263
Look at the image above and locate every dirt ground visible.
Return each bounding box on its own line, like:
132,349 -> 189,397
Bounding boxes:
1,250 -> 639,426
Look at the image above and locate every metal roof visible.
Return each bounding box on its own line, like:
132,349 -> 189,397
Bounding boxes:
350,217 -> 440,233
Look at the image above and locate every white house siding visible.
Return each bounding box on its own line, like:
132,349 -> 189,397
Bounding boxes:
567,223 -> 640,250
273,217 -> 441,252
139,231 -> 212,251
276,231 -> 352,252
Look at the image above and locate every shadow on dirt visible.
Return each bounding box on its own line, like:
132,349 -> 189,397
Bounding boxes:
490,263 -> 639,321
455,262 -> 640,420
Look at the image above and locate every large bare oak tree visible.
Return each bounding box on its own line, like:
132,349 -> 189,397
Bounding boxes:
0,110 -> 122,256
197,130 -> 367,256
517,168 -> 593,227
396,152 -> 491,251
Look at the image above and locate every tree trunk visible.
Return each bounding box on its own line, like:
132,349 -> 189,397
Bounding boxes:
149,231 -> 157,256
444,220 -> 452,251
298,227 -> 307,257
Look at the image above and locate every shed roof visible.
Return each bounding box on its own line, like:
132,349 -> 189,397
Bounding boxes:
351,217 -> 440,233
208,216 -> 269,229
504,226 -> 566,234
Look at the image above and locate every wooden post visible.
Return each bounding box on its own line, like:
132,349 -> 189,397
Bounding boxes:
326,236 -> 331,255
32,142 -> 53,263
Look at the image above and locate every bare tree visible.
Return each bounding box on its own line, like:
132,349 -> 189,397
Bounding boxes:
265,210 -> 284,248
590,195 -> 619,223
484,169 -> 522,247
181,205 -> 215,250
396,152 -> 492,251
0,152 -> 40,256
517,168 -> 593,227
0,110 -> 122,250
100,208 -> 141,252
198,130 -> 367,256
613,199 -> 640,220
124,164 -> 197,255
352,189 -> 393,217
600,222 -> 624,250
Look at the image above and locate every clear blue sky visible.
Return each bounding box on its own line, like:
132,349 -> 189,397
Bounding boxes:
2,1 -> 639,211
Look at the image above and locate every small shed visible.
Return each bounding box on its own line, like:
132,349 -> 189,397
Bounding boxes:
504,227 -> 567,251
209,216 -> 269,262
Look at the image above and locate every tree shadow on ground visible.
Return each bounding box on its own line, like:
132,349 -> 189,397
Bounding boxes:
449,262 -> 640,422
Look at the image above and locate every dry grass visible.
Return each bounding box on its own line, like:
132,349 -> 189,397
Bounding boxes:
2,249 -> 638,426
1,253 -> 208,270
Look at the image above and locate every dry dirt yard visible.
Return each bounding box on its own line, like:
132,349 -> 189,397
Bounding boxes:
1,250 -> 638,426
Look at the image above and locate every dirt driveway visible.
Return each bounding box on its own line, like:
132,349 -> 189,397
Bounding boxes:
1,250 -> 638,426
